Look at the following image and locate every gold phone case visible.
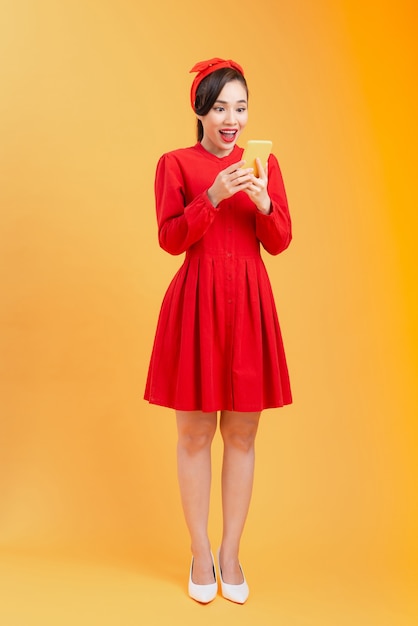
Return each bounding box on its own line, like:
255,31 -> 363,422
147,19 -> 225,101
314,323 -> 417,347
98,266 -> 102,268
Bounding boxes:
242,140 -> 272,177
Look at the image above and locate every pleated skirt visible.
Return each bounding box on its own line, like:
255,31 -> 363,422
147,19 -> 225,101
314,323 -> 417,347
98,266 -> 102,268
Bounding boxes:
144,252 -> 292,412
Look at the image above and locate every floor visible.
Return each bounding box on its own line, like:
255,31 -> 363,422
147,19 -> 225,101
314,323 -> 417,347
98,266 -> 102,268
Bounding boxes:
1,549 -> 416,626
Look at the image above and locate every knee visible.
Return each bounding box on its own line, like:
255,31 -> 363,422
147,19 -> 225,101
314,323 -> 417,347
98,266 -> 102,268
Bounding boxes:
178,425 -> 216,455
220,425 -> 257,453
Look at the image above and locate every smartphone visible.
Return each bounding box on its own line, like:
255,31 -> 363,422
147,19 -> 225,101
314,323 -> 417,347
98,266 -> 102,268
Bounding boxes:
242,140 -> 272,177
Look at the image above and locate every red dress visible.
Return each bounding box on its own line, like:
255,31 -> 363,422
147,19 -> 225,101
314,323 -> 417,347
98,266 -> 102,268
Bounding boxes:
144,142 -> 292,412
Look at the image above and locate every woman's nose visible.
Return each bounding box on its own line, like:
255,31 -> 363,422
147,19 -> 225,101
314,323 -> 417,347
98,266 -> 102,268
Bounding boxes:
224,108 -> 236,124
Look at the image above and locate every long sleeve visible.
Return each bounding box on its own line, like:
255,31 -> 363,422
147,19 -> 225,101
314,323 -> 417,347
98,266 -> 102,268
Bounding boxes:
155,152 -> 219,255
255,153 -> 292,256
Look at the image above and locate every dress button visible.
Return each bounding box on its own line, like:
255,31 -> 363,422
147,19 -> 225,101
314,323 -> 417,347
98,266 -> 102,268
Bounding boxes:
226,252 -> 232,258
227,299 -> 233,304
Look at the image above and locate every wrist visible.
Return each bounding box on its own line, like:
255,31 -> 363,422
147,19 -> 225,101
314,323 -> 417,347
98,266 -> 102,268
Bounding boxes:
207,188 -> 220,208
256,197 -> 272,215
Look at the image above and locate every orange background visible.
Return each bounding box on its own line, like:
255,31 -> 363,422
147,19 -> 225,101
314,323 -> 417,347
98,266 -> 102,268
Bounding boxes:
0,0 -> 417,624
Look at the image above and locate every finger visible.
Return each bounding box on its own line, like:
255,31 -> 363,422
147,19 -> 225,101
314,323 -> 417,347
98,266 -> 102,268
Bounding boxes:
224,160 -> 245,174
233,168 -> 253,183
250,179 -> 265,193
248,174 -> 265,187
255,157 -> 267,179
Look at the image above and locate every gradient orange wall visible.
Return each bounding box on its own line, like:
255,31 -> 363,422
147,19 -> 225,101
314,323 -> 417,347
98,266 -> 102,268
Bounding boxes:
0,0 -> 417,583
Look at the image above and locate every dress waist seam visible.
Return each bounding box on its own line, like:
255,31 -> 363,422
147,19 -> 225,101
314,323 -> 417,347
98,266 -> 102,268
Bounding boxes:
185,252 -> 261,260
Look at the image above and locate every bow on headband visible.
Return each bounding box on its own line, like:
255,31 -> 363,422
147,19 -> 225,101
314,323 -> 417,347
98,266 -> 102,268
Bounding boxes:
189,57 -> 245,110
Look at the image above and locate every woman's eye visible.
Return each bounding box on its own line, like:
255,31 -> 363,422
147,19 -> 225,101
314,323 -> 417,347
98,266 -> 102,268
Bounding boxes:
237,108 -> 246,113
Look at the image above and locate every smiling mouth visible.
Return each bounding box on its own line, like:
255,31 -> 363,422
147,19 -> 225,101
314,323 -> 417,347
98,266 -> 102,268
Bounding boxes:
219,129 -> 238,143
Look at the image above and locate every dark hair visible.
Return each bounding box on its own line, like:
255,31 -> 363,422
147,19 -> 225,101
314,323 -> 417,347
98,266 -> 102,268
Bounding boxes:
194,68 -> 248,142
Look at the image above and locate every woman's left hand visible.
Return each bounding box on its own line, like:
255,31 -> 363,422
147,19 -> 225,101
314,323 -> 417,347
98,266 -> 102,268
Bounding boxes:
244,158 -> 271,215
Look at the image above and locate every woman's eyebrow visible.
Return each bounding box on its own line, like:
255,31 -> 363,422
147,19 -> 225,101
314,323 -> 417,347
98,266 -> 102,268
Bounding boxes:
214,99 -> 247,104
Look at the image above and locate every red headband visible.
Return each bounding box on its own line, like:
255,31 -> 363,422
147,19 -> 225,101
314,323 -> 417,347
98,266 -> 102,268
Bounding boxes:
189,57 -> 245,110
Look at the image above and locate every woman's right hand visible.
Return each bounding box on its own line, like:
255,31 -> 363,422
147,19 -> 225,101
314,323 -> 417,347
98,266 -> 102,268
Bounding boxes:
207,160 -> 254,207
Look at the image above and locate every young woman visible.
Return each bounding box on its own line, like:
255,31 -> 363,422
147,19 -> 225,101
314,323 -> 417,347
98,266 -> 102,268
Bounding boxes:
144,58 -> 292,604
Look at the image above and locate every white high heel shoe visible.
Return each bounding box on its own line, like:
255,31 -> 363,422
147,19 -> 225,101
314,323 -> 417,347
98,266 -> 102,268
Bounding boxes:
217,548 -> 249,604
188,552 -> 218,603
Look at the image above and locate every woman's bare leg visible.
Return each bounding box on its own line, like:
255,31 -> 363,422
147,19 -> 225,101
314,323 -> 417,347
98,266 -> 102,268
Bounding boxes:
176,410 -> 217,585
219,410 -> 261,584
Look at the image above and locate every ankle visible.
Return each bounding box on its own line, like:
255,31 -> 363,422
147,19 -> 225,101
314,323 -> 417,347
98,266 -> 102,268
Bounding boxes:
219,542 -> 240,564
191,540 -> 212,560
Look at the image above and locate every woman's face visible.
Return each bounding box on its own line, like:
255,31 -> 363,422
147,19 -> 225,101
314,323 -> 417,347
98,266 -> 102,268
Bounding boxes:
198,79 -> 248,157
